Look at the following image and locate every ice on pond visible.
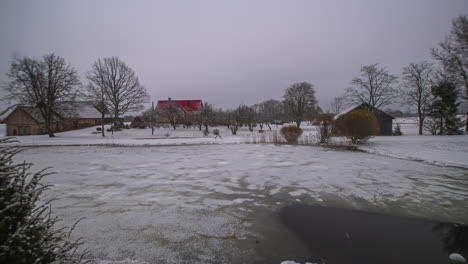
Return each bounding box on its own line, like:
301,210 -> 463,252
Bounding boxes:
16,144 -> 468,263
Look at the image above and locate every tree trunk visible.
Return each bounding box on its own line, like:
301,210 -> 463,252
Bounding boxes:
296,120 -> 301,128
418,111 -> 423,135
267,123 -> 271,130
439,116 -> 444,135
101,112 -> 105,137
465,112 -> 468,132
46,118 -> 55,137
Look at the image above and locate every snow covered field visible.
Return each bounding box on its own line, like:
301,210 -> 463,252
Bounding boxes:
363,117 -> 468,168
16,144 -> 468,263
6,118 -> 468,168
5,118 -> 468,263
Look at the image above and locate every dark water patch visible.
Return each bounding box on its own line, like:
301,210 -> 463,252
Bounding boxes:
279,204 -> 467,264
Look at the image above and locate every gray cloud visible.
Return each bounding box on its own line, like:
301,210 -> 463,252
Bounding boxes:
1,0 -> 467,110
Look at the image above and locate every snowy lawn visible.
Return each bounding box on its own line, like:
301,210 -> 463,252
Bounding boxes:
5,118 -> 468,169
16,144 -> 468,264
362,117 -> 468,168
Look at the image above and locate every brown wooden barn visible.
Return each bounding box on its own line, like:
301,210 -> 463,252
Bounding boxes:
333,103 -> 395,136
1,101 -> 106,136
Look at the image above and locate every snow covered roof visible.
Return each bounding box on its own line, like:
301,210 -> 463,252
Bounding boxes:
21,107 -> 48,122
333,103 -> 395,120
2,101 -> 103,123
70,101 -> 103,118
333,105 -> 360,120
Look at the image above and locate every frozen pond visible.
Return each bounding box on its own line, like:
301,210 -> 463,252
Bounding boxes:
17,144 -> 468,263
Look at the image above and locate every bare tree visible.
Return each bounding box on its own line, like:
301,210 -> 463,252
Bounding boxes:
199,102 -> 214,134
345,64 -> 398,109
86,82 -> 108,136
401,61 -> 434,135
164,101 -> 181,130
5,54 -> 81,137
257,99 -> 284,130
330,95 -> 346,114
432,15 -> 468,131
283,82 -> 320,127
237,105 -> 256,132
87,57 -> 149,129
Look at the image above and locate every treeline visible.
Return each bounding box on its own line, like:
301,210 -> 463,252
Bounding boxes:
133,81 -> 322,135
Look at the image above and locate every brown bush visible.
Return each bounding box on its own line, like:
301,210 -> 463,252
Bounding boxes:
335,109 -> 379,144
280,125 -> 303,144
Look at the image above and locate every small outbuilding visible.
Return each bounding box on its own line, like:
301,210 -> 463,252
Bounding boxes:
333,103 -> 395,136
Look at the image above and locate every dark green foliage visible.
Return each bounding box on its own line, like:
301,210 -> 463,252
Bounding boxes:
393,123 -> 403,136
130,116 -> 146,129
280,125 -> 303,144
429,81 -> 464,135
0,138 -> 88,264
336,109 -> 380,144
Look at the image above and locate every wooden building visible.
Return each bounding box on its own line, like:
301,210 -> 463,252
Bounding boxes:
1,101 -> 106,136
333,103 -> 395,136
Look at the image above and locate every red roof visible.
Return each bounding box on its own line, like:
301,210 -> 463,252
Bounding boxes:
155,100 -> 203,113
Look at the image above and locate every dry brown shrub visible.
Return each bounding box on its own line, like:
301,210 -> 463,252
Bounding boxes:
280,125 -> 303,144
335,109 -> 379,144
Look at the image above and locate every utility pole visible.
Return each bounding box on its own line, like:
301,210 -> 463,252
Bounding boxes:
151,101 -> 155,136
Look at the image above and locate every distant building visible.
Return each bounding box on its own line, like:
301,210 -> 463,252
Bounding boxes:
155,98 -> 203,113
155,98 -> 203,124
1,101 -> 107,136
333,103 -> 395,136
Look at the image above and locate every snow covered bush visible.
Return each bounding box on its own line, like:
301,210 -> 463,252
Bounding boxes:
280,125 -> 303,144
336,109 -> 379,144
0,138 -> 88,264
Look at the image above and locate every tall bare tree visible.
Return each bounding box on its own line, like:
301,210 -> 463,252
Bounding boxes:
164,101 -> 181,130
257,99 -> 284,129
87,57 -> 149,129
86,81 -> 108,136
236,105 -> 256,132
401,61 -> 434,135
199,102 -> 214,134
330,95 -> 346,114
283,82 -> 320,127
432,15 -> 468,131
346,64 -> 398,109
5,54 -> 81,137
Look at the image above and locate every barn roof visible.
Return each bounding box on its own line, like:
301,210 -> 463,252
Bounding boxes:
1,101 -> 103,124
155,99 -> 203,112
59,101 -> 103,118
333,103 -> 395,120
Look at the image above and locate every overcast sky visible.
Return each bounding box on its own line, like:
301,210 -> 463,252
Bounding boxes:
1,0 -> 467,111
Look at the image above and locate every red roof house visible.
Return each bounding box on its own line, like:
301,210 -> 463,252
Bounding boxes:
155,98 -> 203,113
